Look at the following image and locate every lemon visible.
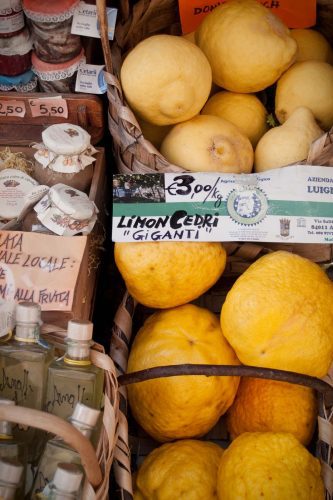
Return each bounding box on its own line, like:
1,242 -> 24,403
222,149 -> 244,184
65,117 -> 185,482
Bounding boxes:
134,440 -> 223,499
136,116 -> 172,149
217,433 -> 324,499
160,115 -> 253,173
120,34 -> 212,125
291,29 -> 333,63
221,251 -> 333,377
196,0 -> 297,92
127,304 -> 240,442
227,378 -> 317,445
115,242 -> 226,309
202,91 -> 268,147
275,61 -> 333,130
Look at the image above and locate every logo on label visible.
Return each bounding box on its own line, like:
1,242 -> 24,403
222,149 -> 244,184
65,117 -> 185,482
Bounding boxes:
227,187 -> 268,225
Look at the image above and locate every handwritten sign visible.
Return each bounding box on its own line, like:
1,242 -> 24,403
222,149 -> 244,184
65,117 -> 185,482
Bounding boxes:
112,166 -> 333,243
0,100 -> 26,118
179,0 -> 317,33
0,231 -> 86,311
29,97 -> 68,119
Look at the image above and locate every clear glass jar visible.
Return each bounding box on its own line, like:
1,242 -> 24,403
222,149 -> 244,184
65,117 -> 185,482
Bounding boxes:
0,1 -> 25,39
0,27 -> 32,76
23,0 -> 82,63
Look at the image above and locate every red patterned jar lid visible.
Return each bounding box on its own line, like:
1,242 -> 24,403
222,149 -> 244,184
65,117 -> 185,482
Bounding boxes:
23,0 -> 79,22
32,48 -> 84,71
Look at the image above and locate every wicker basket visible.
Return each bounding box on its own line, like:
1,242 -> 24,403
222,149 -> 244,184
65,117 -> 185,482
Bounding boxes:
109,291 -> 333,499
3,325 -> 120,500
96,0 -> 333,271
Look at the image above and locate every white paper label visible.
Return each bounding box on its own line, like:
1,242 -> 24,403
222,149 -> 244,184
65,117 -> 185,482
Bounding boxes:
75,63 -> 107,94
112,166 -> 333,243
0,11 -> 24,34
0,301 -> 15,338
71,2 -> 117,40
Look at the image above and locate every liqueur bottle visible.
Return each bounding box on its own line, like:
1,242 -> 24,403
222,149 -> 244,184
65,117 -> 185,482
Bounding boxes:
45,320 -> 103,420
0,302 -> 54,462
0,457 -> 24,500
34,463 -> 83,500
32,402 -> 100,496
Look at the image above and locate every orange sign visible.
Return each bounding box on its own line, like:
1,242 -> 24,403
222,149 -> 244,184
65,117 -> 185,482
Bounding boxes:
0,231 -> 86,311
179,0 -> 317,34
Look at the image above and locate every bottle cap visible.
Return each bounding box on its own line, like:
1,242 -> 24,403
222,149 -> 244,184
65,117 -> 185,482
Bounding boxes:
15,302 -> 41,324
52,463 -> 83,493
70,402 -> 100,428
0,458 -> 23,485
67,319 -> 93,341
41,123 -> 91,156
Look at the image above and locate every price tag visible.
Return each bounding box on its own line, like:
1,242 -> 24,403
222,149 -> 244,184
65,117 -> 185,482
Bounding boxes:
0,100 -> 26,118
179,0 -> 317,34
29,98 -> 68,118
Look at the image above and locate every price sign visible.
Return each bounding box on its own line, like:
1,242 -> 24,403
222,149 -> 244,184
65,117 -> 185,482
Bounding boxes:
0,100 -> 26,118
29,98 -> 68,118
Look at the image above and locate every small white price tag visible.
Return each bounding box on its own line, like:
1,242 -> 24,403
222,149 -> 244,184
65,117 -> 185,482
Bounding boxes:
75,63 -> 107,94
71,1 -> 117,40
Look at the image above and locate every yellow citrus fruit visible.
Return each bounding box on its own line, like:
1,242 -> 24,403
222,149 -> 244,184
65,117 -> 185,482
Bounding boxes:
182,31 -> 196,44
120,34 -> 212,126
134,440 -> 223,499
115,242 -> 226,309
221,251 -> 333,377
202,91 -> 268,147
127,304 -> 240,442
136,116 -> 172,149
291,29 -> 333,63
275,61 -> 333,130
196,0 -> 297,92
226,378 -> 317,445
160,115 -> 253,174
217,432 -> 324,500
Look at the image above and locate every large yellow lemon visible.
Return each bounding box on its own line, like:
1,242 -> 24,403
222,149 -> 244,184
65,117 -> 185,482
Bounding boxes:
196,0 -> 297,92
202,91 -> 268,147
120,34 -> 212,125
115,242 -> 226,308
127,304 -> 240,442
291,29 -> 333,63
275,61 -> 333,130
134,440 -> 223,500
136,116 -> 172,149
217,433 -> 324,499
160,115 -> 253,173
226,378 -> 317,445
221,251 -> 333,377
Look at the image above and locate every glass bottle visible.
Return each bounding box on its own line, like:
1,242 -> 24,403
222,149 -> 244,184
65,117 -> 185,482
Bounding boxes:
45,320 -> 104,420
32,402 -> 100,497
0,302 -> 54,463
34,463 -> 83,500
0,457 -> 24,500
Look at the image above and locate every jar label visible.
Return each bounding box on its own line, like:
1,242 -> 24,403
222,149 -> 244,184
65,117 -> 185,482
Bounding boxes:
0,11 -> 24,34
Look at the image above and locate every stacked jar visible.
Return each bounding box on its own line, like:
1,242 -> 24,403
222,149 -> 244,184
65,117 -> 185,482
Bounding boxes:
23,0 -> 85,93
0,0 -> 37,92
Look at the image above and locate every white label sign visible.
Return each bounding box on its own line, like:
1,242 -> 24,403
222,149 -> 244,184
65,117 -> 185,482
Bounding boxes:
75,63 -> 107,94
112,166 -> 333,243
71,2 -> 117,40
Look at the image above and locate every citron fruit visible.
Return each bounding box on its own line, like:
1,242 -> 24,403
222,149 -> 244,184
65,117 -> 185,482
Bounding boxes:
275,61 -> 333,130
182,31 -> 196,44
226,378 -> 317,445
291,29 -> 333,63
160,115 -> 253,173
134,440 -> 223,499
127,304 -> 240,442
202,91 -> 268,147
196,0 -> 297,92
136,116 -> 172,149
120,34 -> 212,126
221,251 -> 333,377
217,432 -> 324,499
115,242 -> 226,308
254,107 -> 324,171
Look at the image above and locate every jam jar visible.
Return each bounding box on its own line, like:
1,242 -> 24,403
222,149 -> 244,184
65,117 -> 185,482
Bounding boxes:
0,0 -> 25,38
23,0 -> 82,63
31,49 -> 85,93
33,123 -> 97,192
0,69 -> 37,92
0,27 -> 32,76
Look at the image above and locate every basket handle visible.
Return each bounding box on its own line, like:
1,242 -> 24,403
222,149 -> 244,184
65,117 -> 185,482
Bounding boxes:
96,0 -> 113,73
0,405 -> 102,488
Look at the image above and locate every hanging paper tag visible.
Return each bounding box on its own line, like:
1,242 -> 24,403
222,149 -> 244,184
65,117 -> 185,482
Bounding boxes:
179,0 -> 317,34
75,63 -> 107,94
71,1 -> 117,40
